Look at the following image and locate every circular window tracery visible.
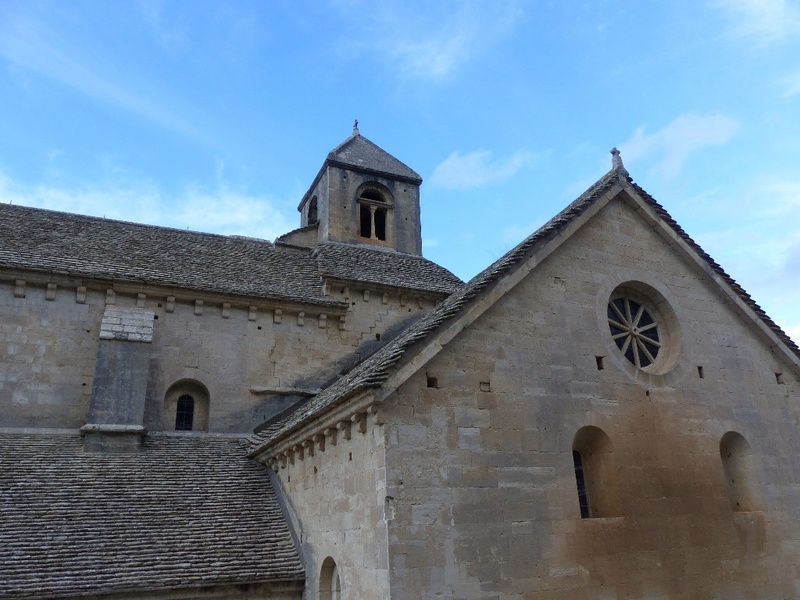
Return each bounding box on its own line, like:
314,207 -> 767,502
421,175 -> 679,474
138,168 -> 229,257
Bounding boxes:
607,297 -> 661,368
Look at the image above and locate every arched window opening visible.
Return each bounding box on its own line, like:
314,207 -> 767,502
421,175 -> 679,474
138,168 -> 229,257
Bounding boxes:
175,394 -> 195,431
572,426 -> 620,518
356,183 -> 392,242
308,196 -> 318,226
358,204 -> 388,241
720,432 -> 760,512
164,379 -> 210,432
320,557 -> 341,600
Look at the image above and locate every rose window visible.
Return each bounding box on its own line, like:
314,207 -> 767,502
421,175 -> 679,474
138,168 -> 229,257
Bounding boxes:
607,297 -> 661,368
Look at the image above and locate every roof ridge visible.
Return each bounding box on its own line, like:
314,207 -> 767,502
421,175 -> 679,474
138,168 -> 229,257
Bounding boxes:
0,201 -> 275,245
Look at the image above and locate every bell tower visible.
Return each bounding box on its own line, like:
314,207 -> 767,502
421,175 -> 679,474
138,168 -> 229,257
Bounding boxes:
296,123 -> 423,255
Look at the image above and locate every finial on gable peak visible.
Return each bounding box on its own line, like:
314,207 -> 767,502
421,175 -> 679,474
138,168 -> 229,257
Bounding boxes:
610,147 -> 627,173
353,119 -> 359,136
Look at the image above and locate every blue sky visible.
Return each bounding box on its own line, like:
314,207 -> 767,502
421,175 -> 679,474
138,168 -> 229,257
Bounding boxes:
1,0 -> 798,342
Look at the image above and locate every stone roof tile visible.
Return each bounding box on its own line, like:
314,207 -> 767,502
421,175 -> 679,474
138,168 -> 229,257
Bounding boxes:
0,433 -> 304,599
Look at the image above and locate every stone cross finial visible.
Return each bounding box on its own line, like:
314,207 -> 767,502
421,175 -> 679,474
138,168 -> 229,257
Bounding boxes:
353,119 -> 359,135
610,147 -> 624,170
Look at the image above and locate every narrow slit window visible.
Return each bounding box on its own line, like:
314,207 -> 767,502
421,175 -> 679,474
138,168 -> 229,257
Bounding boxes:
175,394 -> 195,431
573,451 -> 590,518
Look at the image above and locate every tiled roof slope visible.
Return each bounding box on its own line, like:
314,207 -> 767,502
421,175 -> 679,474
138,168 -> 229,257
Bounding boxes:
249,167 -> 800,454
0,203 -> 462,302
0,203 -> 339,305
0,433 -> 304,599
315,242 -> 463,295
327,132 -> 422,183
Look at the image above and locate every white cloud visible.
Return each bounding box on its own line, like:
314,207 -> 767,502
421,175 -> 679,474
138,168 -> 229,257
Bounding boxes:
0,171 -> 293,242
619,113 -> 740,179
430,149 -> 537,190
0,6 -> 204,141
332,0 -> 523,80
713,0 -> 800,48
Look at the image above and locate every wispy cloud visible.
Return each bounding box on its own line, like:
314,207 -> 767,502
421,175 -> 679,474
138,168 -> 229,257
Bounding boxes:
332,0 -> 523,80
619,113 -> 740,179
713,0 -> 800,48
0,170 -> 293,242
430,149 -> 538,190
0,6 -> 204,141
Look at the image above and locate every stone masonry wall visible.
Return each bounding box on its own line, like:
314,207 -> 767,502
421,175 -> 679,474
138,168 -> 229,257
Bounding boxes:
382,197 -> 800,599
273,412 -> 391,599
0,279 -> 101,428
0,274 -> 435,433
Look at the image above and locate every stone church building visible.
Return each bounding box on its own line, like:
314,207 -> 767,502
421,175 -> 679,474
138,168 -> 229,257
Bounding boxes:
1,127 -> 799,599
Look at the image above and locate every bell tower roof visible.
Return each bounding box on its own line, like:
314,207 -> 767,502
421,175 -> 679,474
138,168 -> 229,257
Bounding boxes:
326,128 -> 422,184
293,126 -> 424,256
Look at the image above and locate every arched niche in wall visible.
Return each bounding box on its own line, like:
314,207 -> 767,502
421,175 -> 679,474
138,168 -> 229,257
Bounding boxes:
163,379 -> 210,432
572,426 -> 621,518
720,431 -> 760,512
319,556 -> 341,600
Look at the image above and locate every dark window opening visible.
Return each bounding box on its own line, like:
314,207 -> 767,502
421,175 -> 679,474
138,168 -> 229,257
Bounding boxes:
374,208 -> 386,240
595,356 -> 604,370
697,365 -> 704,378
360,205 -> 371,238
360,190 -> 385,202
775,372 -> 784,384
175,394 -> 195,431
359,205 -> 388,241
573,451 -> 590,518
308,197 -> 318,225
426,375 -> 438,388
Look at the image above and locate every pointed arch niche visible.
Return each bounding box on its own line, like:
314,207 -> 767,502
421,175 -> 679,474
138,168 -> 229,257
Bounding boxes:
572,426 -> 621,518
163,379 -> 210,432
719,431 -> 761,512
